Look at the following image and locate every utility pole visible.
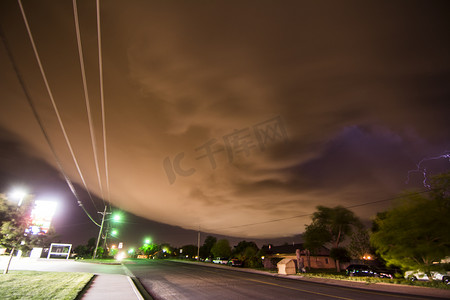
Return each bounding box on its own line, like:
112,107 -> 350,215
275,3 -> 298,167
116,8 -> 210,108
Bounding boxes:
93,206 -> 110,259
197,226 -> 201,260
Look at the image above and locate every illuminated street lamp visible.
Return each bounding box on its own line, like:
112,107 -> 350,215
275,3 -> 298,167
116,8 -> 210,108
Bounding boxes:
144,238 -> 151,245
112,213 -> 122,222
9,188 -> 27,206
97,211 -> 124,257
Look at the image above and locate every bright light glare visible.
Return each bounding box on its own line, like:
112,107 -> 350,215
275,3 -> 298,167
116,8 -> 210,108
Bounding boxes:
111,230 -> 118,236
113,214 -> 121,222
9,188 -> 27,206
128,248 -> 134,254
28,201 -> 58,234
145,238 -> 151,244
116,252 -> 125,261
11,189 -> 26,199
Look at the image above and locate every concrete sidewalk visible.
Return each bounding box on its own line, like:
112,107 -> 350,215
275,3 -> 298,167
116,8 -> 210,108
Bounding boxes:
81,274 -> 144,300
0,257 -> 146,299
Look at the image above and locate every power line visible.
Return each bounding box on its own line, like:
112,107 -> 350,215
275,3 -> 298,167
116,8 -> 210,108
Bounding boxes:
96,0 -> 111,211
215,189 -> 432,230
0,24 -> 100,228
17,0 -> 99,212
72,0 -> 105,207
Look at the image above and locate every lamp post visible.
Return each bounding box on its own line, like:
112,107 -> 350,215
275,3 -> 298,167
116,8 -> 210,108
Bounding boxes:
9,188 -> 27,206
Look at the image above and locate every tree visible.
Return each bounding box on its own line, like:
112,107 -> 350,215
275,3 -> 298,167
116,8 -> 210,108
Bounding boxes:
348,227 -> 372,260
330,247 -> 351,265
86,237 -> 97,256
74,237 -> 97,258
233,241 -> 260,267
0,196 -> 34,274
74,245 -> 88,258
233,240 -> 258,257
211,239 -> 231,258
109,248 -> 118,257
140,243 -> 160,256
303,205 -> 361,272
181,244 -> 198,258
242,246 -> 262,268
371,173 -> 450,272
0,196 -> 13,224
199,235 -> 217,259
95,246 -> 104,258
303,223 -> 331,255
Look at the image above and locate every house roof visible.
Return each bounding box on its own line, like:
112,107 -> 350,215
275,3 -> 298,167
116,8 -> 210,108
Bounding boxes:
262,243 -> 330,256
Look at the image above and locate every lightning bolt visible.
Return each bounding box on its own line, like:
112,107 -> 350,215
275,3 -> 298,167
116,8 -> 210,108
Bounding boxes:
406,152 -> 450,188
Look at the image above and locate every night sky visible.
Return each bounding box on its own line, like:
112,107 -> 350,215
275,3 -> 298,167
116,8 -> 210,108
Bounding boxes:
1,0 -> 449,249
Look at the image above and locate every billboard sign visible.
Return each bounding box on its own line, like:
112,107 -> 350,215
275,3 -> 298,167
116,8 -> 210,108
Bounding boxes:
26,200 -> 57,235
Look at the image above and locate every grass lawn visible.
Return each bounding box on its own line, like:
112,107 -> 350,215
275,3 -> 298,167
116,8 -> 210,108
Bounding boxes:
0,271 -> 93,300
298,272 -> 450,289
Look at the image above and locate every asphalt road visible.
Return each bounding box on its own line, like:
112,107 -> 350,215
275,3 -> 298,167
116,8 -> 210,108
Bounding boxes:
124,260 -> 449,300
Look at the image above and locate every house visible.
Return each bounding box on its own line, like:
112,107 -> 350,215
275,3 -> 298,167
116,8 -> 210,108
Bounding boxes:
261,243 -> 336,270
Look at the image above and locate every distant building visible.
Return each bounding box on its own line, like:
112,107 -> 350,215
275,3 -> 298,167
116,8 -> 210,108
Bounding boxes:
261,243 -> 336,270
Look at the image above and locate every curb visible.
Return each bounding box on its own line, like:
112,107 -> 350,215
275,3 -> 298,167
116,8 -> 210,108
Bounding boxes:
128,276 -> 154,300
126,276 -> 146,300
171,259 -> 450,299
122,263 -> 153,300
74,274 -> 96,300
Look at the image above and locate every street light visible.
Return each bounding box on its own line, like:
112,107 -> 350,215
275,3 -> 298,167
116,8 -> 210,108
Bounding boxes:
9,188 -> 27,206
112,213 -> 122,222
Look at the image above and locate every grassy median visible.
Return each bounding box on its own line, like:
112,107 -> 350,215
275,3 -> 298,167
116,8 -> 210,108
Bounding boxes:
0,271 -> 93,300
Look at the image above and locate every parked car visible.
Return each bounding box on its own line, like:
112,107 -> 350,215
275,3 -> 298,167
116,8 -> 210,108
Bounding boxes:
405,267 -> 450,285
212,257 -> 229,264
227,259 -> 243,267
345,264 -> 378,277
372,267 -> 396,279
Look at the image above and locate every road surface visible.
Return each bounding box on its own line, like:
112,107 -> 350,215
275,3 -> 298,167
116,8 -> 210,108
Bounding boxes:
124,260 -> 450,300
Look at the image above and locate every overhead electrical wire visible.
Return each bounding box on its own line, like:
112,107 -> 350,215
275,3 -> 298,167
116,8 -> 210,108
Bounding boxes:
96,0 -> 112,212
72,0 -> 106,207
17,0 -> 99,212
216,189 -> 433,230
0,25 -> 100,228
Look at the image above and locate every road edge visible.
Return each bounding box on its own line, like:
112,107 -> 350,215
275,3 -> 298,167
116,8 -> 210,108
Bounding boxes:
122,263 -> 153,300
171,259 -> 450,299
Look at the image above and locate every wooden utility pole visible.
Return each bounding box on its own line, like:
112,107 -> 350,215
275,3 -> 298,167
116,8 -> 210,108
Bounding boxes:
197,226 -> 201,260
93,206 -> 110,259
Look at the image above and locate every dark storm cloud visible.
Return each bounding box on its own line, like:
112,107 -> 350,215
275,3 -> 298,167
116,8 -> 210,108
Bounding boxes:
0,0 -> 449,240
